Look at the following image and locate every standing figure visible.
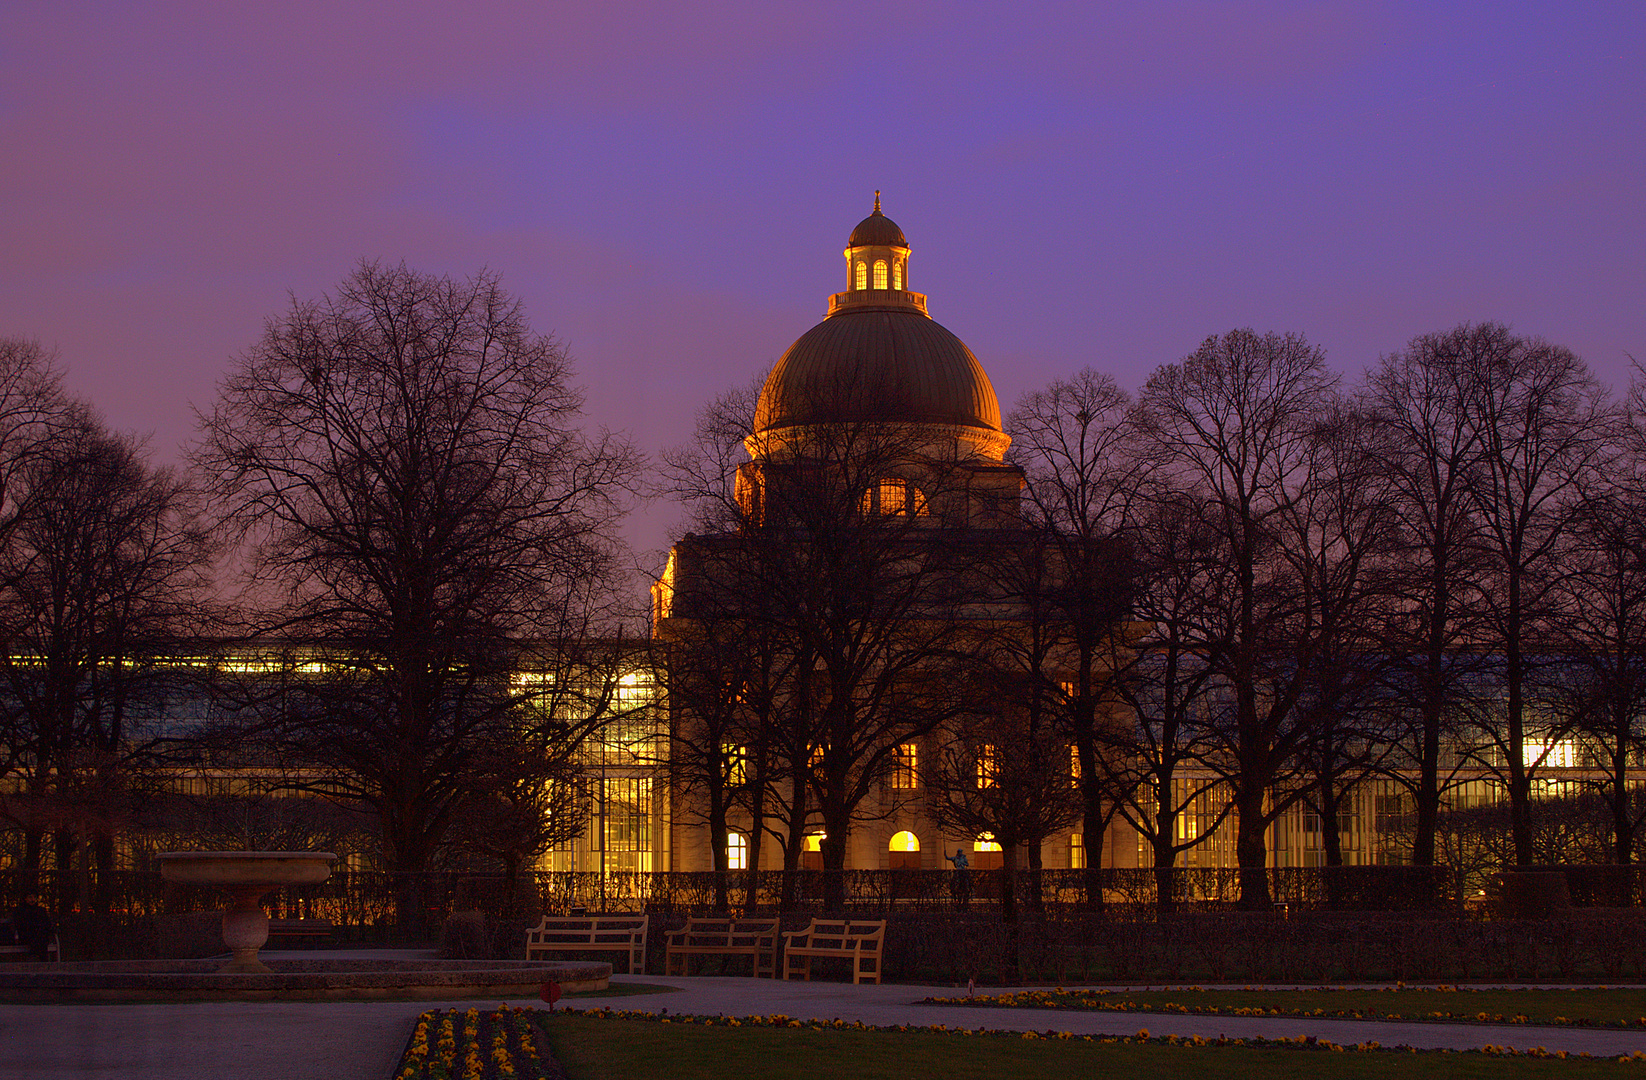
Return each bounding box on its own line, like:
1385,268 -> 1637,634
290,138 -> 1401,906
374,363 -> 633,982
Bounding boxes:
943,848 -> 971,908
12,892 -> 52,962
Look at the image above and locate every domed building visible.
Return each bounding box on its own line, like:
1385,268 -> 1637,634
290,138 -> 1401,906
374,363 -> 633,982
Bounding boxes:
733,195 -> 1025,533
655,198 -> 1043,883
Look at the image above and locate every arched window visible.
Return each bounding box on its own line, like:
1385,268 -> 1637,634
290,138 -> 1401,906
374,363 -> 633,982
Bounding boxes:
862,479 -> 927,516
892,261 -> 903,290
972,832 -> 1003,870
873,260 -> 888,289
855,261 -> 867,290
889,830 -> 920,870
727,832 -> 748,870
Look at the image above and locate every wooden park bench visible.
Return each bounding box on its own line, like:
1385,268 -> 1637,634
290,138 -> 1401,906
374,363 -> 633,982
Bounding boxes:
780,918 -> 885,985
525,914 -> 648,974
267,918 -> 334,946
665,917 -> 780,977
0,934 -> 60,962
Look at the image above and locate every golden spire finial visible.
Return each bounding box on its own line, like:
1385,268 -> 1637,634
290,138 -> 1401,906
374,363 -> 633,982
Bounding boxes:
873,190 -> 881,214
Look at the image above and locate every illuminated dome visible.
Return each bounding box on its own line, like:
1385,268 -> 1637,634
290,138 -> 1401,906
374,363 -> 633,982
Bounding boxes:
848,204 -> 908,248
753,195 -> 1007,462
756,313 -> 1001,433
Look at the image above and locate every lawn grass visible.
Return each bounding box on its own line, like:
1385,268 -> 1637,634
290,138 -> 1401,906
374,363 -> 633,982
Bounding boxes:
534,1013 -> 1641,1080
931,988 -> 1646,1027
566,981 -> 678,998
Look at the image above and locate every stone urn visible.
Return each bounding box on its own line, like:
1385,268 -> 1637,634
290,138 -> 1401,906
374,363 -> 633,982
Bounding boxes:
158,852 -> 336,973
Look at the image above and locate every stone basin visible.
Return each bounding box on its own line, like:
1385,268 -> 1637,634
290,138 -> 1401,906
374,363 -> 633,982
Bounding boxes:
157,851 -> 336,889
158,851 -> 337,973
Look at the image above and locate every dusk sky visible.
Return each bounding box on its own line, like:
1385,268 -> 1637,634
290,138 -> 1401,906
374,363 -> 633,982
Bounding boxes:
3,2 -> 1642,566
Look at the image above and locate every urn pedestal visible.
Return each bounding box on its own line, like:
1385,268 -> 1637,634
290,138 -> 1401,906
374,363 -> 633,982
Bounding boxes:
158,852 -> 337,973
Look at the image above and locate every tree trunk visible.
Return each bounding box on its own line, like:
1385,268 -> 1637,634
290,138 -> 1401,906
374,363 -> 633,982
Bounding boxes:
778,762 -> 807,913
999,842 -> 1019,924
1078,781 -> 1106,911
1505,566 -> 1535,868
1320,786 -> 1344,868
1024,842 -> 1044,916
1612,734 -> 1633,866
819,801 -> 850,912
1234,787 -> 1271,910
1151,819 -> 1178,916
743,766 -> 767,912
1412,563 -> 1452,868
706,775 -> 730,913
93,831 -> 115,915
22,828 -> 43,873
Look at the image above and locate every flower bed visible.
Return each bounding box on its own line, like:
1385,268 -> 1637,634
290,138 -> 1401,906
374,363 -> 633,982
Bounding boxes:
396,1007 -> 563,1080
548,1006 -> 1646,1063
918,986 -> 1646,1030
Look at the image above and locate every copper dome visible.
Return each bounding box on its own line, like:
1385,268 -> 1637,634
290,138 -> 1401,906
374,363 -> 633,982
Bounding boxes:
754,307 -> 1002,436
848,207 -> 908,249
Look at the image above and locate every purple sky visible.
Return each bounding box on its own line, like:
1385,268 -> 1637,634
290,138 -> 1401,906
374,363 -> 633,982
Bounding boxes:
3,2 -> 1643,567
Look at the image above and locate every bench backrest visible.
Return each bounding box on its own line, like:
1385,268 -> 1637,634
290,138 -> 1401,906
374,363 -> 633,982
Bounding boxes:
527,914 -> 648,945
668,917 -> 779,944
787,918 -> 885,948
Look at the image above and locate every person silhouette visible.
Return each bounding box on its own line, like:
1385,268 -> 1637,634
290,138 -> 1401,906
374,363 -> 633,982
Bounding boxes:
12,892 -> 52,962
943,848 -> 970,906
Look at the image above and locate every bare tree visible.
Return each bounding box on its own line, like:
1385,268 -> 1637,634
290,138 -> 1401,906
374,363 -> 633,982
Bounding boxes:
1098,493 -> 1228,912
1453,325 -> 1613,867
1545,466 -> 1646,865
0,416 -> 207,893
192,263 -> 639,921
1135,329 -> 1340,908
658,381 -> 800,910
0,339 -> 75,562
1005,370 -> 1140,908
926,687 -> 1080,923
1360,329 -> 1495,866
1281,405 -> 1400,891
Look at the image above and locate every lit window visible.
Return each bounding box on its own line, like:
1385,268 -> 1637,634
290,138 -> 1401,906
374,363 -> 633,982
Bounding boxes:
855,261 -> 867,290
873,260 -> 888,289
889,830 -> 920,869
1069,833 -> 1085,870
1524,739 -> 1577,768
1070,744 -> 1082,786
727,832 -> 748,870
893,742 -> 919,789
879,478 -> 906,515
975,833 -> 1001,852
860,479 -> 926,516
804,833 -> 825,852
977,743 -> 998,788
892,261 -> 902,290
723,744 -> 747,786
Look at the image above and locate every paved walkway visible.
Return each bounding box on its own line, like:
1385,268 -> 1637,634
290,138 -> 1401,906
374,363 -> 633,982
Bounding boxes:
4,961 -> 1645,1079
